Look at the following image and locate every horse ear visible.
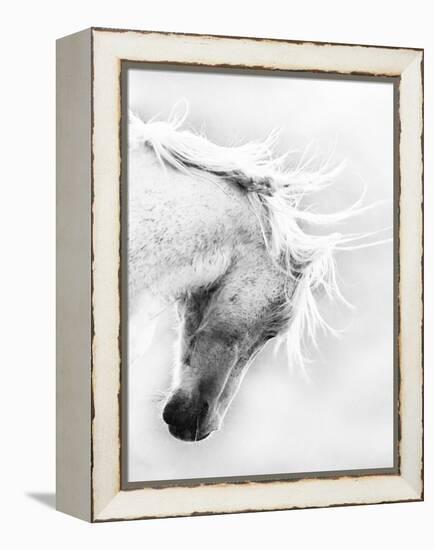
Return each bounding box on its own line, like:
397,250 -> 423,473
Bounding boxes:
128,110 -> 148,148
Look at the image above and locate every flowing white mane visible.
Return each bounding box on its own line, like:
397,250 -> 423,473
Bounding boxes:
129,104 -> 389,371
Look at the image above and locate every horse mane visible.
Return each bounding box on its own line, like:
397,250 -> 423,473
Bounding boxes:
129,104 -> 389,372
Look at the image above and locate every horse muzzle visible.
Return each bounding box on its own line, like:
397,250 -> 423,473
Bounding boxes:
162,389 -> 214,442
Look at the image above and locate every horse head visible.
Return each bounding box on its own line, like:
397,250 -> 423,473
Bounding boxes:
162,244 -> 292,441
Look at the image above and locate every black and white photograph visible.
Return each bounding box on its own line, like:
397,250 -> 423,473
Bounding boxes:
1,0 -> 430,540
123,64 -> 395,484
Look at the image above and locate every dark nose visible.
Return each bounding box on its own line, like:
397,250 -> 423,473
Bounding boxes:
162,389 -> 210,442
162,389 -> 190,426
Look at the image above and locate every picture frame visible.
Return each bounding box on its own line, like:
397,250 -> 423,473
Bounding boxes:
56,27 -> 423,522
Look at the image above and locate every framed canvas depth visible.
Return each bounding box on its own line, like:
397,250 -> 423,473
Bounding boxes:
56,27 -> 423,522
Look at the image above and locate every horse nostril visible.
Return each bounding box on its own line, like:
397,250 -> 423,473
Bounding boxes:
162,401 -> 176,425
162,390 -> 188,426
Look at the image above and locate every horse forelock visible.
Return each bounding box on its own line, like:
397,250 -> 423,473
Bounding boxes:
129,106 -> 390,372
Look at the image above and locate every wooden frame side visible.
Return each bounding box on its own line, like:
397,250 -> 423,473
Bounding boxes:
397,53 -> 424,496
56,28 -> 92,521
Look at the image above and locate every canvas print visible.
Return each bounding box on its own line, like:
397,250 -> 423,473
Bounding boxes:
123,65 -> 395,485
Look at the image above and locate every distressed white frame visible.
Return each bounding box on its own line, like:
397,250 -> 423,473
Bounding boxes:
56,28 -> 423,522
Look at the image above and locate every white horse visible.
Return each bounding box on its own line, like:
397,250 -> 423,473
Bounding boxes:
128,106 -> 388,442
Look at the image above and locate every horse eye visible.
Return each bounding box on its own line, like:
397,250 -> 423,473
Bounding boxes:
264,328 -> 279,340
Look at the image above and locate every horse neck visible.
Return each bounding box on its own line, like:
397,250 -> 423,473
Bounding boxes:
128,148 -> 259,309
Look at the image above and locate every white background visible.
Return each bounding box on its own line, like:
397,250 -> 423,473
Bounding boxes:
128,70 -> 395,481
1,1 -> 432,548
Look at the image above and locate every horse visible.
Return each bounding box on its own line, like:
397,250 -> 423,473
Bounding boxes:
127,105 -> 388,443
